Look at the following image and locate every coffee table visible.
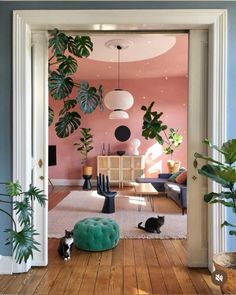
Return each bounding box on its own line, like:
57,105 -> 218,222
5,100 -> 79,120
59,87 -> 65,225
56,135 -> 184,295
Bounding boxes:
134,183 -> 159,211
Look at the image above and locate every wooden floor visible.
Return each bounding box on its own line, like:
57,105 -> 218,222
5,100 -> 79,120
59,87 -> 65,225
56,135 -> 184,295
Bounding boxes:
0,186 -> 221,295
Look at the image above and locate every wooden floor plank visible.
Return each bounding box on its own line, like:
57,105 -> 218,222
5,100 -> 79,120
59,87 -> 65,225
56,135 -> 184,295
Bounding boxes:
163,240 -> 197,294
123,265 -> 138,294
108,265 -> 123,295
148,265 -> 167,294
94,265 -> 111,295
143,240 -> 159,266
19,268 -> 47,295
136,265 -> 153,294
153,240 -> 182,294
48,265 -> 73,295
133,240 -> 146,265
124,239 -> 135,266
78,265 -> 99,295
99,249 -> 112,266
3,273 -> 28,294
188,268 -> 212,294
172,240 -> 188,266
112,239 -> 124,266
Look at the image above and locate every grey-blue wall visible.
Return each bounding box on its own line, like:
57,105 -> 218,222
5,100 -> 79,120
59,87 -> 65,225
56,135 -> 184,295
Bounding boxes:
0,1 -> 235,256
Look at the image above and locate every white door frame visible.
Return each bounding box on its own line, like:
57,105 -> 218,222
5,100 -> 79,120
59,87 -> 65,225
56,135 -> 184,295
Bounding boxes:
11,9 -> 227,273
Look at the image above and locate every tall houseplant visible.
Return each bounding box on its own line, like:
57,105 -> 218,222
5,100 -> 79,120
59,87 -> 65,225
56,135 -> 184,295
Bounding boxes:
48,29 -> 103,138
74,127 -> 93,176
141,101 -> 183,173
0,181 -> 46,264
194,138 -> 236,294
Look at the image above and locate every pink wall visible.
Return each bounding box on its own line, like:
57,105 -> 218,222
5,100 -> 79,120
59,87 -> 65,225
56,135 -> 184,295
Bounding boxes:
49,76 -> 187,179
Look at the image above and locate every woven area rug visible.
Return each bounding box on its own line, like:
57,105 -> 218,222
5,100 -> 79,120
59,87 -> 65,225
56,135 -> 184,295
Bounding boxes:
48,191 -> 187,239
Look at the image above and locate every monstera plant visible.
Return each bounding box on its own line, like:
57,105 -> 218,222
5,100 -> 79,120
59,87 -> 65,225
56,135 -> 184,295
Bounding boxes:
194,139 -> 236,294
141,101 -> 183,172
0,181 -> 47,263
48,29 -> 103,138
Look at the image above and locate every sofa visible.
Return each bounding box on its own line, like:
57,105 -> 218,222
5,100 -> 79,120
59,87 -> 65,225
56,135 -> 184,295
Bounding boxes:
136,172 -> 187,215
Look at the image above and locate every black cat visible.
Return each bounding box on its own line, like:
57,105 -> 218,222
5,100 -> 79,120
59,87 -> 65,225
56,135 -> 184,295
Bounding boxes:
57,230 -> 74,260
138,216 -> 165,233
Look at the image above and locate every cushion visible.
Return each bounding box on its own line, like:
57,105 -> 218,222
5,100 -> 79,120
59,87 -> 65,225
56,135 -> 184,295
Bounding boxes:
176,171 -> 187,184
168,171 -> 182,182
73,217 -> 119,251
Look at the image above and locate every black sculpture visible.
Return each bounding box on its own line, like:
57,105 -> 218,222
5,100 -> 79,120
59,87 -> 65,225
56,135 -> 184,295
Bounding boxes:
97,174 -> 117,213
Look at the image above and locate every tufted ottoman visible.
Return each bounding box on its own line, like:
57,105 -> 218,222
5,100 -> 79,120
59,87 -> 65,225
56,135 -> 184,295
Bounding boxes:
73,217 -> 119,251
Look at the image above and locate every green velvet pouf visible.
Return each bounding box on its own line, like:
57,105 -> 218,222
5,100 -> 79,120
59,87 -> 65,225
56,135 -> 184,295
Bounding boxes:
74,217 -> 120,251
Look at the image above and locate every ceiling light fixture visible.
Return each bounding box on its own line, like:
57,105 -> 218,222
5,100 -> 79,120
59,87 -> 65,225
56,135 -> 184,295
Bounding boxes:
104,41 -> 134,119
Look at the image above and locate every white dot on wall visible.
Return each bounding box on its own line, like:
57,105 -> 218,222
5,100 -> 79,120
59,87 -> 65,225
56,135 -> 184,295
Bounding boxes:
96,74 -> 100,78
108,65 -> 112,69
143,96 -> 146,100
146,62 -> 150,65
105,132 -> 108,135
165,76 -> 168,80
182,103 -> 186,107
161,90 -> 164,93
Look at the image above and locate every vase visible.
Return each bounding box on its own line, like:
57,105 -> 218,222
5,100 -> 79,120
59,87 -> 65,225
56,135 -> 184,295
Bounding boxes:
167,160 -> 181,173
213,252 -> 236,294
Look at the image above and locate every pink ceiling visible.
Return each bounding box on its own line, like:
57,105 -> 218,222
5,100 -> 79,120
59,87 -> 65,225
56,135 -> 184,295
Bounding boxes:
49,34 -> 188,80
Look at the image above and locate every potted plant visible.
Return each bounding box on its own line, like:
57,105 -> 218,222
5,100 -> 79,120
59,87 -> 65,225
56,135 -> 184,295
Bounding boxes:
194,138 -> 236,294
74,127 -> 93,177
141,101 -> 183,173
0,181 -> 46,264
48,28 -> 103,138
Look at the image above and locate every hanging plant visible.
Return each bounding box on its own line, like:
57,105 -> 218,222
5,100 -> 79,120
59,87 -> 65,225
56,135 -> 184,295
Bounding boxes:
48,29 -> 103,138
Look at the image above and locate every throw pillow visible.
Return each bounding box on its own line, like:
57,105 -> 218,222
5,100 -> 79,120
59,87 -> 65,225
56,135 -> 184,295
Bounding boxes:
168,171 -> 182,182
176,171 -> 187,184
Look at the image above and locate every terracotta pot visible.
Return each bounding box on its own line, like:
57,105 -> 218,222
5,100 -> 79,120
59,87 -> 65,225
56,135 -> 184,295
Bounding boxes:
167,160 -> 181,173
213,252 -> 236,294
83,166 -> 93,176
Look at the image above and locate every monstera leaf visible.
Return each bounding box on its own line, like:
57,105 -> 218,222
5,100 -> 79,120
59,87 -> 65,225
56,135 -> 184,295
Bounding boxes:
57,55 -> 78,75
48,29 -> 68,56
221,139 -> 236,165
77,81 -> 103,114
49,71 -> 74,100
72,36 -> 93,57
48,106 -> 54,126
59,99 -> 77,116
55,112 -> 81,138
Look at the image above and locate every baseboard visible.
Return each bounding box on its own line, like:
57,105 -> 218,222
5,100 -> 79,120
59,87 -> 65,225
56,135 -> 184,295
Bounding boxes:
0,255 -> 13,274
50,178 -> 97,186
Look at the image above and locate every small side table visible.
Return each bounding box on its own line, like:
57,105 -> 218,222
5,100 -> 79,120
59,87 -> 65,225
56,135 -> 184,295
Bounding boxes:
83,175 -> 92,190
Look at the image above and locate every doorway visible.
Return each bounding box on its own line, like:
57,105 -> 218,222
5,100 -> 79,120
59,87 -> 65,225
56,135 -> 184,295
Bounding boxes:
12,9 -> 227,274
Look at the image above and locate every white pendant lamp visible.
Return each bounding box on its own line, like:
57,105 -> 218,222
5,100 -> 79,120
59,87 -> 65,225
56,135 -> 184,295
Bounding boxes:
104,42 -> 134,119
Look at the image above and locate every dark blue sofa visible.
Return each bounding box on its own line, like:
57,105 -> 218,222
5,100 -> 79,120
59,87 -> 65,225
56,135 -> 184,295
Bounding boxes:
136,173 -> 187,215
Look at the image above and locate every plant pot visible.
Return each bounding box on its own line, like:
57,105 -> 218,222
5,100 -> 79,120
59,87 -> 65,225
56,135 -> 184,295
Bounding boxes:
83,166 -> 93,176
213,252 -> 236,294
167,160 -> 181,173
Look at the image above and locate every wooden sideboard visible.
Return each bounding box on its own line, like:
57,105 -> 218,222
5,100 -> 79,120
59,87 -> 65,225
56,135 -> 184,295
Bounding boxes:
97,155 -> 145,187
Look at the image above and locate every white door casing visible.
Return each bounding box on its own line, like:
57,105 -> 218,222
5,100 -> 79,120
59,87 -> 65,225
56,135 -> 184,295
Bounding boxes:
11,9 -> 227,273
31,32 -> 49,267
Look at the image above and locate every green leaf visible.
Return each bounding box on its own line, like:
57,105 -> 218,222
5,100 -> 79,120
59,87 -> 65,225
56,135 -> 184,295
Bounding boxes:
48,106 -> 54,126
77,81 -> 103,114
198,164 -> 236,187
194,152 -> 223,165
221,220 -> 236,228
229,230 -> 236,235
48,29 -> 68,56
55,112 -> 81,138
49,71 -> 74,100
13,198 -> 32,226
221,139 -> 236,165
5,226 -> 40,264
59,99 -> 77,116
24,184 -> 47,207
5,181 -> 22,197
71,36 -> 93,58
57,55 -> 78,75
